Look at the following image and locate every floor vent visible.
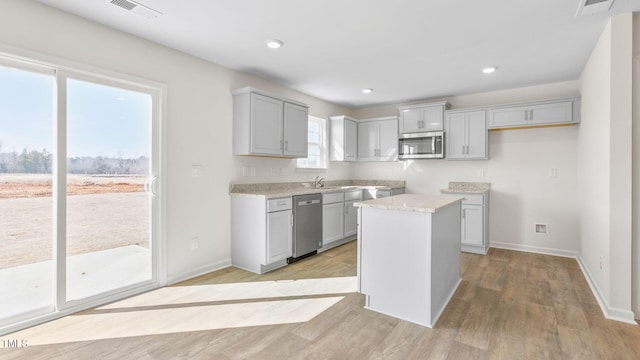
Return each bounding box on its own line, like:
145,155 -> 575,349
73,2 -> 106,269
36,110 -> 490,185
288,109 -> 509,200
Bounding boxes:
575,0 -> 614,17
106,0 -> 162,20
534,223 -> 549,235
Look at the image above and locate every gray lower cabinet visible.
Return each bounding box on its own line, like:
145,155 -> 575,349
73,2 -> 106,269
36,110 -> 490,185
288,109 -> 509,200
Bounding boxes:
344,190 -> 362,238
322,192 -> 345,246
440,191 -> 489,254
321,189 -> 363,251
231,196 -> 293,274
459,194 -> 489,254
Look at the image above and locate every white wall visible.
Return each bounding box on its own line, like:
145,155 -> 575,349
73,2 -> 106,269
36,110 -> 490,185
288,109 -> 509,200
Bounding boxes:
632,14 -> 640,319
351,82 -> 581,255
578,13 -> 635,322
0,0 -> 351,283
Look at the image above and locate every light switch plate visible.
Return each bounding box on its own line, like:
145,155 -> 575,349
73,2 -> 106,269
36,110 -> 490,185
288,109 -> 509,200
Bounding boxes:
191,165 -> 203,177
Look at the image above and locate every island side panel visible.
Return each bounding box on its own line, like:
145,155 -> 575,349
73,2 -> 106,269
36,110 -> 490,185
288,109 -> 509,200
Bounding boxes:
359,207 -> 432,327
231,196 -> 267,274
430,202 -> 462,324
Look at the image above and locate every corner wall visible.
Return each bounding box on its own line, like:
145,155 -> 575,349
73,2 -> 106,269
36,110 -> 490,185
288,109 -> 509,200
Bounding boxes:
578,13 -> 635,323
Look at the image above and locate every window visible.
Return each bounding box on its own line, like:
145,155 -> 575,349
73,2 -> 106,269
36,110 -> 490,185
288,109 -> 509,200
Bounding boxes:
297,116 -> 327,169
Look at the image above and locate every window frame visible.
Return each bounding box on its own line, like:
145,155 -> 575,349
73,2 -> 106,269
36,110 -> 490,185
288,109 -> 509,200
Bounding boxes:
296,115 -> 328,171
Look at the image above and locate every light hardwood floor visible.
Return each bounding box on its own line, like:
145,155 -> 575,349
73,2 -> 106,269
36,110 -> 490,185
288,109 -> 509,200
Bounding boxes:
2,241 -> 640,359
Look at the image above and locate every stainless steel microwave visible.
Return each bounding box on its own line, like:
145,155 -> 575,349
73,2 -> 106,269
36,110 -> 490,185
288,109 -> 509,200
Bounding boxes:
398,131 -> 444,159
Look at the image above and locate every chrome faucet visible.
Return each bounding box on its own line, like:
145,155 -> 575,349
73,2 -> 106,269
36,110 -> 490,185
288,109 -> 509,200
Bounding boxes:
314,176 -> 325,188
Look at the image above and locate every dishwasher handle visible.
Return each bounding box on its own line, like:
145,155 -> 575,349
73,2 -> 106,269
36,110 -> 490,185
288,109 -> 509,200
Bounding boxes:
297,199 -> 321,206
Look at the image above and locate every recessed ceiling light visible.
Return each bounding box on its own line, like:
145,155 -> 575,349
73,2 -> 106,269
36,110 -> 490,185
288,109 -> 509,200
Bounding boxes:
265,39 -> 284,49
362,88 -> 373,94
482,67 -> 497,74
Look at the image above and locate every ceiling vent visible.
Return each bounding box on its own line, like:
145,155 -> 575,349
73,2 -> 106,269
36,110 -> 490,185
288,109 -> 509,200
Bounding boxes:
575,0 -> 614,17
106,0 -> 162,20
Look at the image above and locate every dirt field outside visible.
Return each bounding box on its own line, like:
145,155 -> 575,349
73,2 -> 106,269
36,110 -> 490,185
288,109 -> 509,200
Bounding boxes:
1,174 -> 149,270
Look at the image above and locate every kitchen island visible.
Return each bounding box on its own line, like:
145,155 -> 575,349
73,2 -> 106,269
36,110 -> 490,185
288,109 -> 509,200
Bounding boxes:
354,194 -> 463,328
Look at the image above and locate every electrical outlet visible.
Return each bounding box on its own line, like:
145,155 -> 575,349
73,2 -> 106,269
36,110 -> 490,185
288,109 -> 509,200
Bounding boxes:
250,167 -> 256,177
190,237 -> 199,250
281,167 -> 288,176
242,166 -> 249,177
599,256 -> 603,270
549,168 -> 558,178
477,168 -> 484,177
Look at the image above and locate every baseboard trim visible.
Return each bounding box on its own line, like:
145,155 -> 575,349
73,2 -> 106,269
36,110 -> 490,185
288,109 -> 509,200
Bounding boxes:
490,241 -> 578,258
574,254 -> 637,325
166,258 -> 231,285
490,242 -> 637,325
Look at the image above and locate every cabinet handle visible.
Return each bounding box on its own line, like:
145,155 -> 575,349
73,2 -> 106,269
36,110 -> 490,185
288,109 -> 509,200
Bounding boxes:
291,213 -> 294,228
285,140 -> 288,151
462,209 -> 466,219
529,110 -> 534,120
280,139 -> 284,150
462,145 -> 465,154
525,110 -> 529,121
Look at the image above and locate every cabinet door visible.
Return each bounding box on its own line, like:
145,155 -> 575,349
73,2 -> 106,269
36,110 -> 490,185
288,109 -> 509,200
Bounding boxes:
465,111 -> 487,159
462,205 -> 483,247
378,119 -> 398,161
529,102 -> 572,126
487,105 -> 528,128
250,93 -> 284,155
357,122 -> 379,161
283,102 -> 308,157
422,107 -> 444,131
445,112 -> 466,159
399,108 -> 423,134
345,119 -> 358,161
267,210 -> 292,264
323,202 -> 344,245
344,200 -> 358,237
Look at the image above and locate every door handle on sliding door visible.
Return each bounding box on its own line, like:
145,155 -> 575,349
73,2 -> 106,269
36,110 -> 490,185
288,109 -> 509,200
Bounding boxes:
145,176 -> 158,197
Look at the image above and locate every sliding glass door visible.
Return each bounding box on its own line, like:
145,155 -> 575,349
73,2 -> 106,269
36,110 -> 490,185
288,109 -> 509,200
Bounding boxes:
0,61 -> 55,324
64,77 -> 154,302
0,56 -> 161,332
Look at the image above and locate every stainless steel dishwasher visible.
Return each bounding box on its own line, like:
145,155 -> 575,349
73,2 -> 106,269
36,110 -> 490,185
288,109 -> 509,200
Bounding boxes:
288,193 -> 322,263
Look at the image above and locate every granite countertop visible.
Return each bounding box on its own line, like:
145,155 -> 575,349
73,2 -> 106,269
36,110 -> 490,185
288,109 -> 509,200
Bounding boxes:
440,181 -> 491,194
354,194 -> 463,213
229,180 -> 406,199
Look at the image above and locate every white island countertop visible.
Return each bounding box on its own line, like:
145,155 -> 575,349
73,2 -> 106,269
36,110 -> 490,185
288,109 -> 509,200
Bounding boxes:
354,193 -> 463,213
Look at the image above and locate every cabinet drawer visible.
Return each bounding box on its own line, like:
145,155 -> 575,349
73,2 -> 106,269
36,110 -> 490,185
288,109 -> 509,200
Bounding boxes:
344,190 -> 363,201
323,192 -> 344,204
267,197 -> 292,212
460,194 -> 484,205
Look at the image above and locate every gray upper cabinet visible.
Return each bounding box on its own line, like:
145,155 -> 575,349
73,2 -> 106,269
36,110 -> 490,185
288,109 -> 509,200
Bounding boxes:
445,110 -> 488,160
330,115 -> 358,162
283,102 -> 308,157
232,87 -> 309,158
358,116 -> 398,162
399,101 -> 450,134
487,98 -> 580,129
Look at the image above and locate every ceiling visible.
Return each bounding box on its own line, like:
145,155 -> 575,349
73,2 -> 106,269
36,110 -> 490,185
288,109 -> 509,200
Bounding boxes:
36,0 -> 640,109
